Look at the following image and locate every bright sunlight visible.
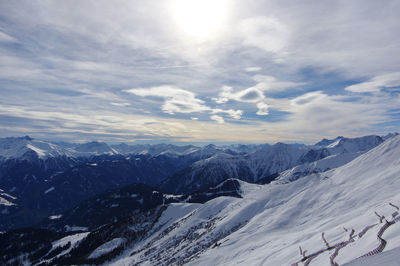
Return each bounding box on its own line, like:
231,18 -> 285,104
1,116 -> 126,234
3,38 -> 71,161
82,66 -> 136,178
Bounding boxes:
170,0 -> 229,41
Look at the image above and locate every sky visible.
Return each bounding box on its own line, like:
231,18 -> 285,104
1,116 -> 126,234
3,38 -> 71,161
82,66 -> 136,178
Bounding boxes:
0,0 -> 400,144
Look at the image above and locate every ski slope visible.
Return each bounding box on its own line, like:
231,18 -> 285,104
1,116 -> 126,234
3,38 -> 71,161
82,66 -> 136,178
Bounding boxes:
192,135 -> 400,265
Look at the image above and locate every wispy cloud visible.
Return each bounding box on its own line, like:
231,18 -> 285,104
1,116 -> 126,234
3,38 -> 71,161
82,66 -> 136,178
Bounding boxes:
125,85 -> 242,122
345,72 -> 400,93
125,86 -> 209,114
0,31 -> 17,43
238,16 -> 289,53
0,0 -> 399,142
244,66 -> 261,73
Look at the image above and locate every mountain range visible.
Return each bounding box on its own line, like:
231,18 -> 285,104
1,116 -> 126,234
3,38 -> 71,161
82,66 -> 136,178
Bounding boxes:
0,133 -> 399,265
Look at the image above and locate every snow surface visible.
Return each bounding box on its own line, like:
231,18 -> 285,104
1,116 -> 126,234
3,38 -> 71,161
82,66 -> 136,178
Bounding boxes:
44,187 -> 55,194
49,214 -> 62,220
89,238 -> 126,259
344,246 -> 400,266
64,225 -> 89,232
0,189 -> 17,206
275,152 -> 361,184
0,196 -> 15,206
107,135 -> 400,266
0,137 -> 74,159
191,135 -> 400,266
42,232 -> 89,263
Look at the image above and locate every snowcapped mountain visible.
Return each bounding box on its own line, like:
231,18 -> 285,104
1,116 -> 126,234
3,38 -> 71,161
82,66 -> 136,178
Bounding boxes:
0,134 -> 392,231
314,136 -> 344,147
160,135 -> 385,194
0,137 -> 118,160
0,136 -> 74,160
1,134 -> 400,265
277,135 -> 385,183
111,143 -> 233,160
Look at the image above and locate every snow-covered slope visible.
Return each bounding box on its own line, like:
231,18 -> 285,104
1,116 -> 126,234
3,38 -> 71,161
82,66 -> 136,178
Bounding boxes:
74,141 -> 119,156
0,137 -> 121,160
276,135 -> 384,184
0,136 -> 74,159
344,246 -> 400,266
108,135 -> 400,265
0,188 -> 17,207
191,135 -> 400,265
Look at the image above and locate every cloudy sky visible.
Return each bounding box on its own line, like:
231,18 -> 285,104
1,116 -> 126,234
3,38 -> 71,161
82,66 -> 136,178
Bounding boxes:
0,0 -> 399,144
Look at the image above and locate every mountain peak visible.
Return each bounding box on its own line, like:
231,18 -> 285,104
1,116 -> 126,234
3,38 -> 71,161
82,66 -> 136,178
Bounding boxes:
315,136 -> 344,146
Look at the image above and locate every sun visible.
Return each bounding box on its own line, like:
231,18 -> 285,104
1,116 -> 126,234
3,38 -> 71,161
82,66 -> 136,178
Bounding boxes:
170,0 -> 229,41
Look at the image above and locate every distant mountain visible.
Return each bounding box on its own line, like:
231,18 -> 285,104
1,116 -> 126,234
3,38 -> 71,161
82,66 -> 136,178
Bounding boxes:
0,134 -> 395,231
160,135 -> 386,194
0,136 -> 75,159
314,136 -> 344,147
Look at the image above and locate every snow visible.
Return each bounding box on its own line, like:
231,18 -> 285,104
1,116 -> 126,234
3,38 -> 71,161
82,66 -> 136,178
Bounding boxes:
49,214 -> 62,220
275,152 -> 361,184
89,238 -> 126,259
344,246 -> 400,266
52,232 -> 89,249
0,190 -> 16,206
43,232 -> 89,262
109,203 -> 201,266
64,225 -> 89,232
107,135 -> 400,266
0,137 -> 75,159
189,135 -> 400,266
26,144 -> 46,157
44,186 -> 55,194
0,197 -> 15,206
164,194 -> 183,200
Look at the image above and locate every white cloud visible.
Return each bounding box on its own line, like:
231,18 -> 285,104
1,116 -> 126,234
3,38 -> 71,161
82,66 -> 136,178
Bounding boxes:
266,90 -> 397,140
210,115 -> 224,124
214,76 -> 302,104
126,85 -> 242,121
110,102 -> 131,107
213,86 -> 264,104
345,72 -> 400,93
244,66 -> 261,72
213,75 -> 303,117
126,85 -> 209,114
290,91 -> 325,106
238,16 -> 289,53
252,75 -> 304,93
256,102 -> 269,115
212,109 -> 243,119
0,31 -> 17,43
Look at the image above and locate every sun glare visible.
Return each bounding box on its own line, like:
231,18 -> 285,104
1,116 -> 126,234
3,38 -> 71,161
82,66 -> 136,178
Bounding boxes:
170,0 -> 229,41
